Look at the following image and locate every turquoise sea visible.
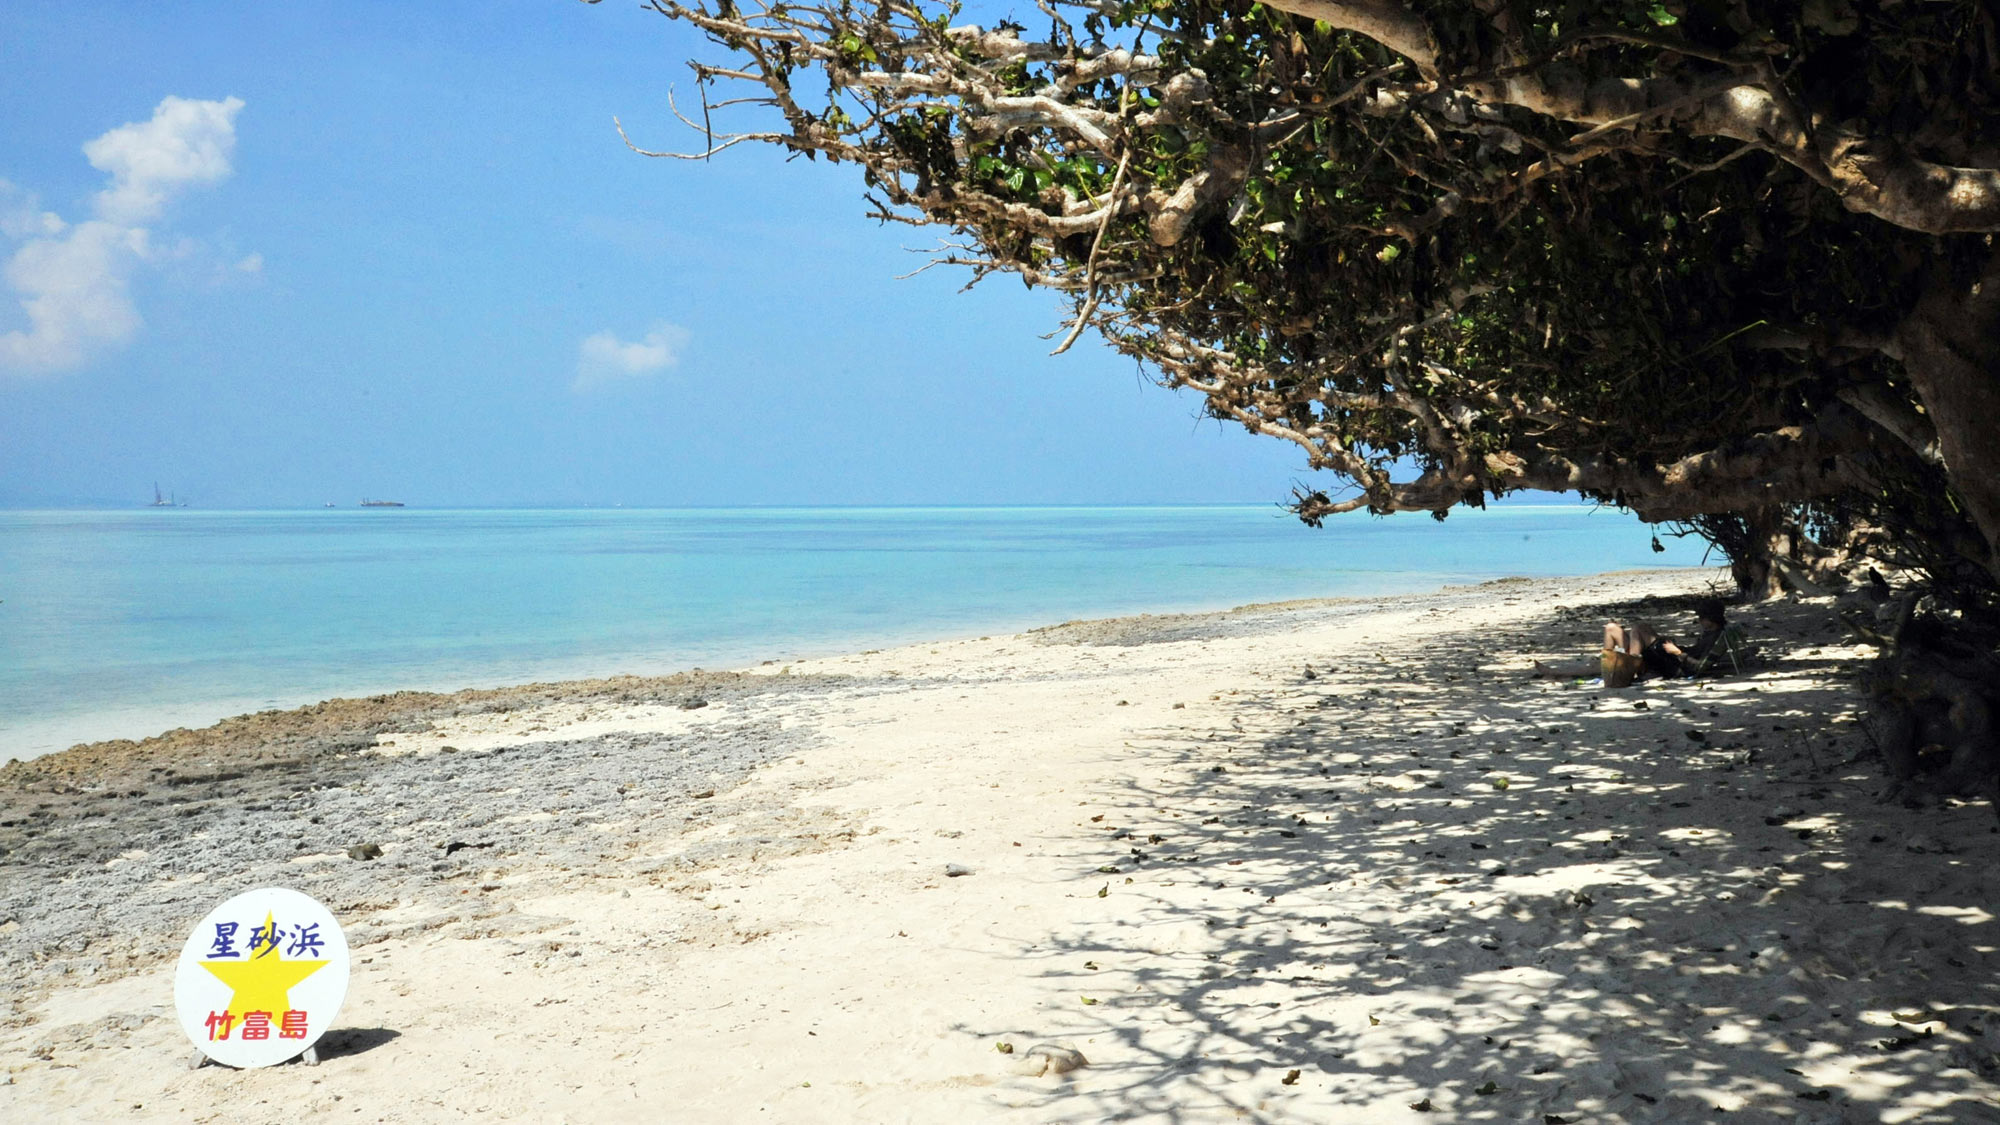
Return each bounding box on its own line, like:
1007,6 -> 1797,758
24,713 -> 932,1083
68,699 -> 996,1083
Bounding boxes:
0,505 -> 1709,759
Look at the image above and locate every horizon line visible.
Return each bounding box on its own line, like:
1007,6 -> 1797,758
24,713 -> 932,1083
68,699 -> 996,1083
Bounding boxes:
0,496 -> 1612,515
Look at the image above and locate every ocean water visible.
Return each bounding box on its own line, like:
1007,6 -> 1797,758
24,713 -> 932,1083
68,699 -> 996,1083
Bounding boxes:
0,505 -> 1710,759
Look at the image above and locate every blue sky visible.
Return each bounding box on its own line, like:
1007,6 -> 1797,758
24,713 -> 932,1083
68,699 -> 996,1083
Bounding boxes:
0,0 -> 1325,509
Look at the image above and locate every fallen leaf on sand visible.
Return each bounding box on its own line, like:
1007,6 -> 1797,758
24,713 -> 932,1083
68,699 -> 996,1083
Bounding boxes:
1007,1044 -> 1089,1077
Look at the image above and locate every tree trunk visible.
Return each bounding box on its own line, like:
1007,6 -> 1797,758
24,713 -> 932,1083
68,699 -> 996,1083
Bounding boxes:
1896,251 -> 2000,585
1732,508 -> 1785,601
1687,507 -> 1860,600
1679,508 -> 1790,600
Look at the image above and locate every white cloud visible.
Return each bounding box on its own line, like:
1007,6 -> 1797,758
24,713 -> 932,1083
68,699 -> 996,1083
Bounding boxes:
0,96 -> 244,376
234,252 -> 263,274
0,180 -> 66,240
0,221 -> 149,372
575,324 -> 689,389
85,96 -> 244,225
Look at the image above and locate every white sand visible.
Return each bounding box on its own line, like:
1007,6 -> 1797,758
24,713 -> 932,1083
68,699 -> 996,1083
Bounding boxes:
6,569 -> 1998,1123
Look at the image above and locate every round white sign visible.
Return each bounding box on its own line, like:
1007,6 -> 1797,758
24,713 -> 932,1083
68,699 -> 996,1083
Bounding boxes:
173,886 -> 350,1069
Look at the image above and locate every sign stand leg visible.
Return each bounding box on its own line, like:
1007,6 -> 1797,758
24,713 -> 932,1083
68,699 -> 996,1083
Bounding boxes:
301,1046 -> 320,1067
189,1050 -> 207,1071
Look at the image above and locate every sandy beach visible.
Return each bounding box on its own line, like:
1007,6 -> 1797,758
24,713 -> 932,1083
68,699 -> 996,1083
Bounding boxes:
4,568 -> 1997,1123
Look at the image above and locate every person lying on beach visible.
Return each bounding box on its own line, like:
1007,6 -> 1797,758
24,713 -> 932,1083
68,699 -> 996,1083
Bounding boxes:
1533,599 -> 1745,682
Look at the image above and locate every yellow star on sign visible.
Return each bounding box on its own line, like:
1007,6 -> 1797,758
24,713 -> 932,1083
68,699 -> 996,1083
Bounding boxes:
200,911 -> 327,1024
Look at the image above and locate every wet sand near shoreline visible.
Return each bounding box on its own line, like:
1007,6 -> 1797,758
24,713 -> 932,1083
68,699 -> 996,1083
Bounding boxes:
4,570 -> 1997,1122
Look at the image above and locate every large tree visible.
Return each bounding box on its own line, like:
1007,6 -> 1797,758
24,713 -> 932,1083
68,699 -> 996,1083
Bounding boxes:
604,0 -> 2000,607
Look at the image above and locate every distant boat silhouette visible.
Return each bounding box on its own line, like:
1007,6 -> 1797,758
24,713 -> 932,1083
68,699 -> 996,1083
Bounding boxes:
149,483 -> 187,508
360,499 -> 405,507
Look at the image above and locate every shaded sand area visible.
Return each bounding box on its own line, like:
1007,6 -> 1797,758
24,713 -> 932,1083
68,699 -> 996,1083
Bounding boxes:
5,569 -> 1999,1122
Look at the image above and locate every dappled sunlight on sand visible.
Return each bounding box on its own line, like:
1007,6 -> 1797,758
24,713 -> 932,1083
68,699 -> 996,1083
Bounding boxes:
993,590 -> 1999,1122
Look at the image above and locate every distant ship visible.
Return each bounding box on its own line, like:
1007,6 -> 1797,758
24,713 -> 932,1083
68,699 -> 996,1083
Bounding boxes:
149,483 -> 186,508
359,499 -> 405,507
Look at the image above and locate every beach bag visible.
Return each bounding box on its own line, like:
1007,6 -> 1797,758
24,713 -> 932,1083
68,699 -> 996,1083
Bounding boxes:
1601,646 -> 1644,688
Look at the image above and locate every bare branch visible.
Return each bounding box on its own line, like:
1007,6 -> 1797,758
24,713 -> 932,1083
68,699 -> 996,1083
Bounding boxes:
1255,0 -> 2000,233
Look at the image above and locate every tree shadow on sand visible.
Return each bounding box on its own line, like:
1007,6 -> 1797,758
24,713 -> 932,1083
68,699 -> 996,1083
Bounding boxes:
966,590 -> 2000,1122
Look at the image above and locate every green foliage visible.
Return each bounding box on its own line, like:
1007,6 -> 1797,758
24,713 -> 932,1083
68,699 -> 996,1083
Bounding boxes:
657,0 -> 2000,605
